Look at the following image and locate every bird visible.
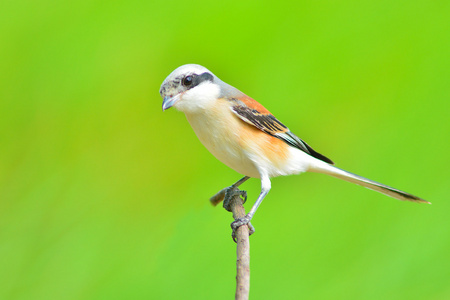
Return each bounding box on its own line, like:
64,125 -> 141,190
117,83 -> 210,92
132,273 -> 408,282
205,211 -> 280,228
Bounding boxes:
159,64 -> 429,235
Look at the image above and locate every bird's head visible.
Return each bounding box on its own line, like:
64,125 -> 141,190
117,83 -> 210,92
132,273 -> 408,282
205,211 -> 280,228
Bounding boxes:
159,64 -> 221,113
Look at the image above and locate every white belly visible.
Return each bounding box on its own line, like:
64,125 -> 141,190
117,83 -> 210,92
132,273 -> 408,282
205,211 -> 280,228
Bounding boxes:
185,110 -> 262,178
183,103 -> 315,179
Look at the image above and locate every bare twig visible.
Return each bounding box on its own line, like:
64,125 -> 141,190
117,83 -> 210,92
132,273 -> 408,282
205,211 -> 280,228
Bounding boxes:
230,194 -> 250,300
210,188 -> 250,300
209,187 -> 227,206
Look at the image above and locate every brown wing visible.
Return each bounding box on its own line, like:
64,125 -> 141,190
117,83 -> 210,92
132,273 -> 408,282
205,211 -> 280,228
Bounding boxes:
229,98 -> 334,164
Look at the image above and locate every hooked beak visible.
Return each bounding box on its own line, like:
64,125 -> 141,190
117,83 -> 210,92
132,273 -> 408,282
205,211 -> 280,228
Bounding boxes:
162,94 -> 181,111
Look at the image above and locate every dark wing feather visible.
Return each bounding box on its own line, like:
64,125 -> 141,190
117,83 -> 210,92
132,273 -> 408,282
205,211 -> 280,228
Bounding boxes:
231,104 -> 334,164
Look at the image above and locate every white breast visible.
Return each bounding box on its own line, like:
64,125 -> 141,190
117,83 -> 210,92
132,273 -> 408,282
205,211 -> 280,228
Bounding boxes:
184,102 -> 262,178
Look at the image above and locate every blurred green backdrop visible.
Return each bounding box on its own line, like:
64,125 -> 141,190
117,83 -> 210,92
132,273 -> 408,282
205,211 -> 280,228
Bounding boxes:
1,0 -> 449,299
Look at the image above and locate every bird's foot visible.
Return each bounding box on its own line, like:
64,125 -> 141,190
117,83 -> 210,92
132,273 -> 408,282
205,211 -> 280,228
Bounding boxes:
223,186 -> 247,212
222,186 -> 254,242
231,215 -> 255,242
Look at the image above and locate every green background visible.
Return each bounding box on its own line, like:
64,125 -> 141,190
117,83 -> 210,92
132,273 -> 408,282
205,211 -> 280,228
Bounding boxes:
1,0 -> 449,299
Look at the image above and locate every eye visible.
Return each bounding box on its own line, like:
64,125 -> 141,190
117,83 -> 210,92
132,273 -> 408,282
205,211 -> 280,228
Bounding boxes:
182,75 -> 193,87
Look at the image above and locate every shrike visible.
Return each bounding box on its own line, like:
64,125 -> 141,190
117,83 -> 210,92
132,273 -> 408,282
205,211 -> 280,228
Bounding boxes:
159,64 -> 428,233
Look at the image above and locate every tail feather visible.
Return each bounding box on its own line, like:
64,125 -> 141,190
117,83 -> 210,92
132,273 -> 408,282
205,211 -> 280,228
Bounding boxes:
310,162 -> 430,204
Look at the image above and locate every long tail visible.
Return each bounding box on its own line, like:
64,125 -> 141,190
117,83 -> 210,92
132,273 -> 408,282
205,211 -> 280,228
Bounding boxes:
309,161 -> 430,204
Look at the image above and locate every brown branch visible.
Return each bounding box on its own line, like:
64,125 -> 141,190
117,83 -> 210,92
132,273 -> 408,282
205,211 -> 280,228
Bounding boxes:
230,194 -> 250,300
210,188 -> 250,300
209,187 -> 227,206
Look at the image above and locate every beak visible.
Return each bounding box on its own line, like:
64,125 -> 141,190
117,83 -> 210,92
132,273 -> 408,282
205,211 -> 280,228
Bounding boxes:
162,94 -> 181,111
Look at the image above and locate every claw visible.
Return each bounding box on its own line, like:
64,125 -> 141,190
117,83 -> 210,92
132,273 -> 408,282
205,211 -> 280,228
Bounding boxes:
247,222 -> 255,235
221,185 -> 254,242
241,190 -> 248,204
231,215 -> 255,242
223,186 -> 247,212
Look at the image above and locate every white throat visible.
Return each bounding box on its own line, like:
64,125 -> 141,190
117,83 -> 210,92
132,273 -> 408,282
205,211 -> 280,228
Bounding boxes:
174,82 -> 220,113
